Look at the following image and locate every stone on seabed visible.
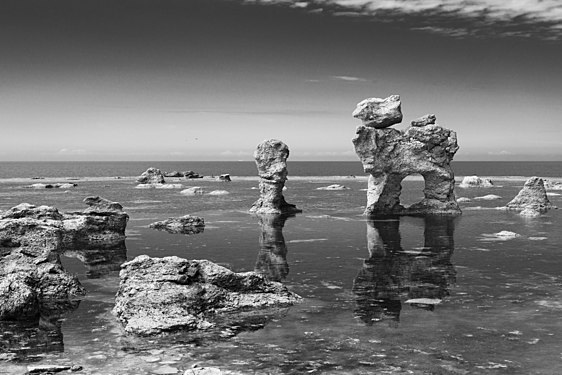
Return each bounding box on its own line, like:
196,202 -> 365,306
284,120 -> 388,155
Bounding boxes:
352,95 -> 403,128
352,96 -> 461,216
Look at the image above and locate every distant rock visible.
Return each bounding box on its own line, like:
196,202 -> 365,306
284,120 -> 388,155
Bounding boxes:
27,365 -> 72,373
456,197 -> 471,203
181,187 -> 205,195
218,174 -> 231,182
352,95 -> 402,128
183,171 -> 203,179
459,176 -> 494,188
83,196 -> 123,212
506,177 -> 553,216
113,255 -> 301,335
543,179 -> 562,190
250,139 -> 301,214
149,215 -> 205,235
137,167 -> 166,184
164,171 -> 183,178
352,96 -> 461,216
208,190 -> 229,196
135,184 -> 183,189
26,182 -> 77,189
316,184 -> 349,191
474,194 -> 502,200
410,114 -> 436,127
494,230 -> 520,240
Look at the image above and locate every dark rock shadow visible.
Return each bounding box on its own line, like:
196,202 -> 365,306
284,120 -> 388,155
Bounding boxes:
353,215 -> 457,326
63,240 -> 127,278
253,213 -> 293,282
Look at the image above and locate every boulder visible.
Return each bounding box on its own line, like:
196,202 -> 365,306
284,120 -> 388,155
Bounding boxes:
459,176 -> 494,188
113,255 -> 301,335
411,114 -> 436,127
352,98 -> 461,217
218,174 -> 231,182
164,171 -> 183,178
250,139 -> 301,214
352,95 -> 402,128
506,177 -> 553,216
136,168 -> 166,184
183,171 -> 203,179
149,215 -> 205,235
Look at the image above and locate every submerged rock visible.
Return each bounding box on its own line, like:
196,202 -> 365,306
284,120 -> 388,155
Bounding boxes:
208,190 -> 229,196
352,95 -> 402,128
250,139 -> 301,214
149,215 -> 205,235
137,168 -> 166,184
316,184 -> 349,191
352,97 -> 461,217
113,255 -> 301,335
181,187 -> 205,195
506,177 -> 553,216
459,176 -> 494,188
410,114 -> 436,127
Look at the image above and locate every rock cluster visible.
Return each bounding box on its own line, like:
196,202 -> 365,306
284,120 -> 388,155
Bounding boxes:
113,255 -> 301,335
149,215 -> 205,235
0,196 -> 128,320
506,177 -> 554,217
459,176 -> 494,188
352,95 -> 461,216
250,139 -> 301,214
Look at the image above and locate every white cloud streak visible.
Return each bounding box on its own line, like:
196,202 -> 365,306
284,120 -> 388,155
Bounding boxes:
331,75 -> 368,82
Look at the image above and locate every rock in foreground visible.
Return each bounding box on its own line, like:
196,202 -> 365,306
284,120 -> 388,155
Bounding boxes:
250,139 -> 301,214
506,177 -> 553,216
149,215 -> 205,235
352,97 -> 461,217
113,255 -> 301,335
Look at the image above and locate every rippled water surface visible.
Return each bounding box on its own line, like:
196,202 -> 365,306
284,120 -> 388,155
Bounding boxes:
1,175 -> 562,374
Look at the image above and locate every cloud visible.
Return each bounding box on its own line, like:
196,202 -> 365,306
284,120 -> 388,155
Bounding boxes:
246,0 -> 562,39
57,148 -> 87,155
487,150 -> 514,155
331,75 -> 368,82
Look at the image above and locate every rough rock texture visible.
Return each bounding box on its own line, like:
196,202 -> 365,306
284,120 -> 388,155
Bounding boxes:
254,214 -> 291,282
352,102 -> 461,216
352,95 -> 402,128
136,168 -> 166,184
506,177 -> 553,216
543,179 -> 562,190
353,216 -> 456,325
459,176 -> 494,188
411,114 -> 436,127
0,197 -> 128,319
250,139 -> 301,214
149,215 -> 205,235
113,255 -> 301,335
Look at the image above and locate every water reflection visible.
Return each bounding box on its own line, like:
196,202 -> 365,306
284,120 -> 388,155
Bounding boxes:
353,216 -> 457,326
64,241 -> 127,278
254,214 -> 292,282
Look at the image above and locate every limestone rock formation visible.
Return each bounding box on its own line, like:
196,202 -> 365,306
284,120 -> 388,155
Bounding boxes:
149,215 -> 205,235
352,98 -> 461,216
506,177 -> 553,216
352,95 -> 402,128
250,139 -> 301,214
459,176 -> 494,188
136,167 -> 166,184
113,255 -> 301,335
411,114 -> 436,127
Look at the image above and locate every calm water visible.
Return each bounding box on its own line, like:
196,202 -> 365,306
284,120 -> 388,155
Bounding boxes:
1,163 -> 562,374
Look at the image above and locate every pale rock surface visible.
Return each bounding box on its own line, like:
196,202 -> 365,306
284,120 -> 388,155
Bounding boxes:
181,187 -> 205,195
456,197 -> 471,203
459,176 -> 494,188
543,179 -> 562,190
316,184 -> 349,191
410,114 -> 436,127
149,215 -> 205,235
136,167 -> 166,184
208,190 -> 229,195
113,255 -> 301,335
506,177 -> 553,216
352,95 -> 402,128
250,139 -> 301,214
474,194 -> 502,200
352,99 -> 461,216
494,230 -> 520,239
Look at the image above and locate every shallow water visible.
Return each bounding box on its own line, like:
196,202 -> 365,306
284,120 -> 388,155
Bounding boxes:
1,176 -> 562,374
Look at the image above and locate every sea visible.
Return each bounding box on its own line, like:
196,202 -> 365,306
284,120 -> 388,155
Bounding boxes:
1,161 -> 562,374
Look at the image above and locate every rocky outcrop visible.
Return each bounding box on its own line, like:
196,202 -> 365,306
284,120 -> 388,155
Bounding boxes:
136,168 -> 166,184
184,170 -> 203,179
218,174 -> 231,182
250,139 -> 301,214
353,216 -> 456,325
149,215 -> 205,235
352,96 -> 461,216
164,171 -> 183,178
506,177 -> 553,217
411,114 -> 436,127
254,214 -> 291,282
459,176 -> 494,188
352,95 -> 402,128
113,255 -> 301,335
0,197 -> 128,319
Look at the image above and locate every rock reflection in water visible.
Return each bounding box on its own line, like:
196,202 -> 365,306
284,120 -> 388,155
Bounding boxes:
254,214 -> 292,282
353,216 -> 457,326
64,241 -> 127,278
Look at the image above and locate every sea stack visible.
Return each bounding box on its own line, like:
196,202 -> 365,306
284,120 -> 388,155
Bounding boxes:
250,139 -> 301,214
352,95 -> 461,216
506,177 -> 554,217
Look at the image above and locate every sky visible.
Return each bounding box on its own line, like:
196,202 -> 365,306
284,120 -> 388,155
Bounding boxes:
1,0 -> 561,161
